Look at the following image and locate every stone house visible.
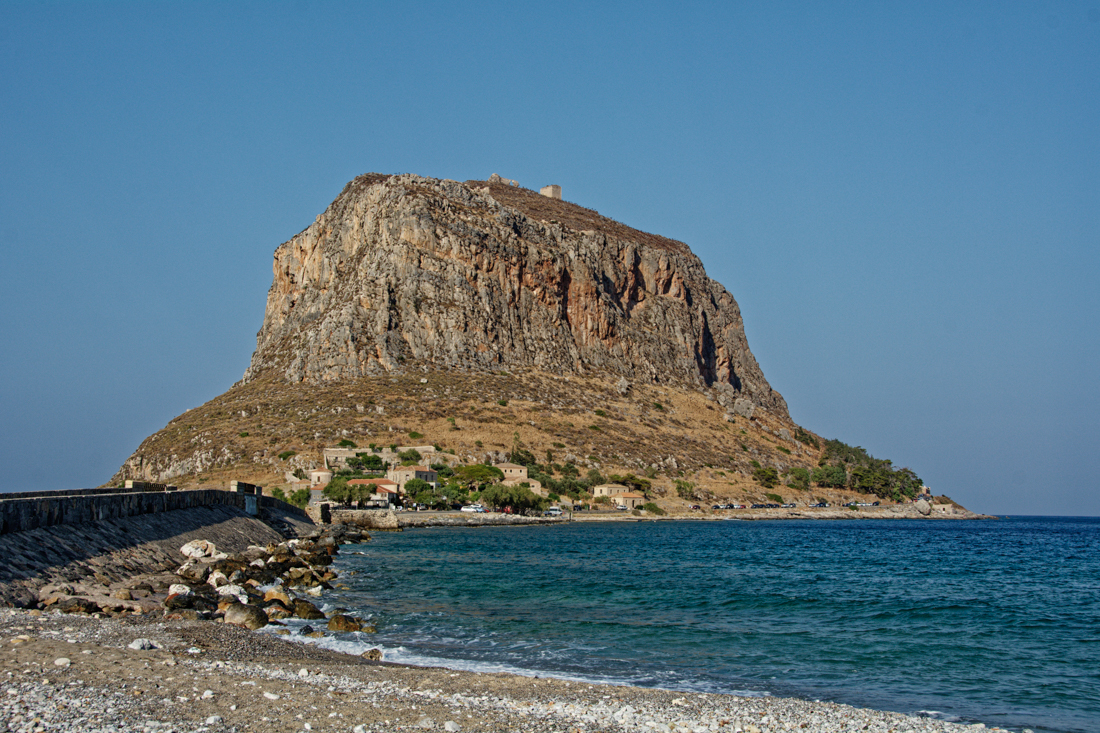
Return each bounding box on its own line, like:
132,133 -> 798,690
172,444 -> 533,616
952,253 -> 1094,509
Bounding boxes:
592,483 -> 628,498
612,491 -> 646,509
309,468 -> 333,486
496,463 -> 528,481
387,465 -> 438,491
348,478 -> 398,493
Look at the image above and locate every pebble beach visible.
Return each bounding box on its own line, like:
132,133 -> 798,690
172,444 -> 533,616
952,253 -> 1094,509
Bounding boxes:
0,607 -> 1018,733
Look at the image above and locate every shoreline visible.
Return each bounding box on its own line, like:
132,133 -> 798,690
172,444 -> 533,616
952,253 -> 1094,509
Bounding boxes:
333,504 -> 993,531
0,607 -> 1004,733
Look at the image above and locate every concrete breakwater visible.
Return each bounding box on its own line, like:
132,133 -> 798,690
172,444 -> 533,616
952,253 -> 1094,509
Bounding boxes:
0,487 -> 316,608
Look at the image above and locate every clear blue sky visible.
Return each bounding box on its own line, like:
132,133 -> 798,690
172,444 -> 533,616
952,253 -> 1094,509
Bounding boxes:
1,2 -> 1097,515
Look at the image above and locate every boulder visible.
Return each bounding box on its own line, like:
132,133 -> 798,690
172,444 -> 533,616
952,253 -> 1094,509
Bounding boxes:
223,603 -> 269,630
264,588 -> 292,606
177,563 -> 210,583
916,499 -> 932,516
59,597 -> 99,614
264,603 -> 292,620
292,598 -> 326,620
327,614 -> 362,632
362,648 -> 383,661
181,540 -> 216,559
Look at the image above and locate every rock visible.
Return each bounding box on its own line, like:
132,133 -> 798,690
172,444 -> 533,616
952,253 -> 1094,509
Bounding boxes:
216,583 -> 248,599
327,614 -> 362,632
128,638 -> 160,651
205,716 -> 223,724
362,649 -> 383,661
236,173 -> 786,422
264,588 -> 292,606
732,398 -> 755,419
264,604 -> 292,620
207,571 -> 229,587
615,376 -> 631,395
293,598 -> 326,620
299,625 -> 314,635
263,691 -> 280,701
180,540 -> 216,559
916,499 -> 932,516
177,562 -> 210,583
112,588 -> 133,601
53,657 -> 71,667
223,603 -> 269,630
59,597 -> 99,614
168,583 -> 192,596
444,722 -> 461,732
778,428 -> 791,441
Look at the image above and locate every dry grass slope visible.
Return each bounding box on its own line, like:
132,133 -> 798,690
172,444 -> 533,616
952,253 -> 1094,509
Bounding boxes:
109,369 -> 891,511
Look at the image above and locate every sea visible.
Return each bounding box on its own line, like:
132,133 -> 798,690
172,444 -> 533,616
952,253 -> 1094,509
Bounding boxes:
266,517 -> 1100,733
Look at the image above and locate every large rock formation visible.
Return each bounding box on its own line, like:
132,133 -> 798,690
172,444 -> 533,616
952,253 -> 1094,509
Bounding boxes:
243,173 -> 788,418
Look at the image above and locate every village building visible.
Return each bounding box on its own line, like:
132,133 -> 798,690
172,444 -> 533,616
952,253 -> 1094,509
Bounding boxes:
496,462 -> 543,494
309,468 -> 333,486
348,477 -> 398,492
387,465 -> 438,491
612,491 -> 646,509
592,483 -> 628,498
496,463 -> 528,481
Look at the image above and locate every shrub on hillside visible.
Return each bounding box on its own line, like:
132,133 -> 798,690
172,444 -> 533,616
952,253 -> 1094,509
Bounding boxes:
753,467 -> 780,488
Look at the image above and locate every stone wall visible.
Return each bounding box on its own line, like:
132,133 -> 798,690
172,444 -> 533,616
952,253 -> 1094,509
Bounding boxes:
0,488 -> 307,536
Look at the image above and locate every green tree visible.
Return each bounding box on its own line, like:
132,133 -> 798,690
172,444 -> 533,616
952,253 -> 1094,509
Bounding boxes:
478,484 -> 548,515
288,488 -> 311,508
674,479 -> 696,500
337,439 -> 357,448
398,448 -> 422,465
356,453 -> 385,471
785,467 -> 810,491
404,478 -> 433,497
752,467 -> 780,488
453,464 -> 504,489
812,464 -> 848,488
323,476 -> 354,506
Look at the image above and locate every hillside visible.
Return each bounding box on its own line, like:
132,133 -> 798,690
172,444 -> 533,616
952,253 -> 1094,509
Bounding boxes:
110,173 -> 932,511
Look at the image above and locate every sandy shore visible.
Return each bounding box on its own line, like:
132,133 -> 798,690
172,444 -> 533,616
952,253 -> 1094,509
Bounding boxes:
0,608 -> 1017,733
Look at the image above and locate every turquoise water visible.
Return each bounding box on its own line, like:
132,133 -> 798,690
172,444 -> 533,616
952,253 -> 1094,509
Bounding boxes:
317,518 -> 1099,733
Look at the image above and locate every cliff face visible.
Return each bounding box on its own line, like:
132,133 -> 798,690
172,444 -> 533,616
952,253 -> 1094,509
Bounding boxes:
243,173 -> 788,418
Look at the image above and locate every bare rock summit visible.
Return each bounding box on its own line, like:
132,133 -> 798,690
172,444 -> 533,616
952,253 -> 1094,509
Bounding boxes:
243,173 -> 788,418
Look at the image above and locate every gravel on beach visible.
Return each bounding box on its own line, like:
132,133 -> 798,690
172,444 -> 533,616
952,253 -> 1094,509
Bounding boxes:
0,608 -> 1020,733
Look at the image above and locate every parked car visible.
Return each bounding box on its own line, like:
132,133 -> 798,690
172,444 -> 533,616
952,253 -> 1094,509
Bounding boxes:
544,506 -> 563,516
711,504 -> 723,510
689,504 -> 701,510
781,503 -> 796,508
460,504 -> 486,513
615,504 -> 628,510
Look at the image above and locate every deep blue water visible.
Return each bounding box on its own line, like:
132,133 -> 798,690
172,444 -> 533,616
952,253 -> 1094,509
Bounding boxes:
301,518 -> 1099,733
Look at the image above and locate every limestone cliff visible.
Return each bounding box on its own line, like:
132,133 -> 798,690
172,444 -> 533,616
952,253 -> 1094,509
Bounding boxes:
242,173 -> 788,419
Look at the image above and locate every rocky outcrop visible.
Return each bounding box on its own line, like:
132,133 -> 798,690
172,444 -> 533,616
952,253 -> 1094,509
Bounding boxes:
242,173 -> 788,418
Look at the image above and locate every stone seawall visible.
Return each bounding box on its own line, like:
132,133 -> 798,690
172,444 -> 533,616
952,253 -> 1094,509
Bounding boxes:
0,488 -> 316,608
0,488 -> 310,535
